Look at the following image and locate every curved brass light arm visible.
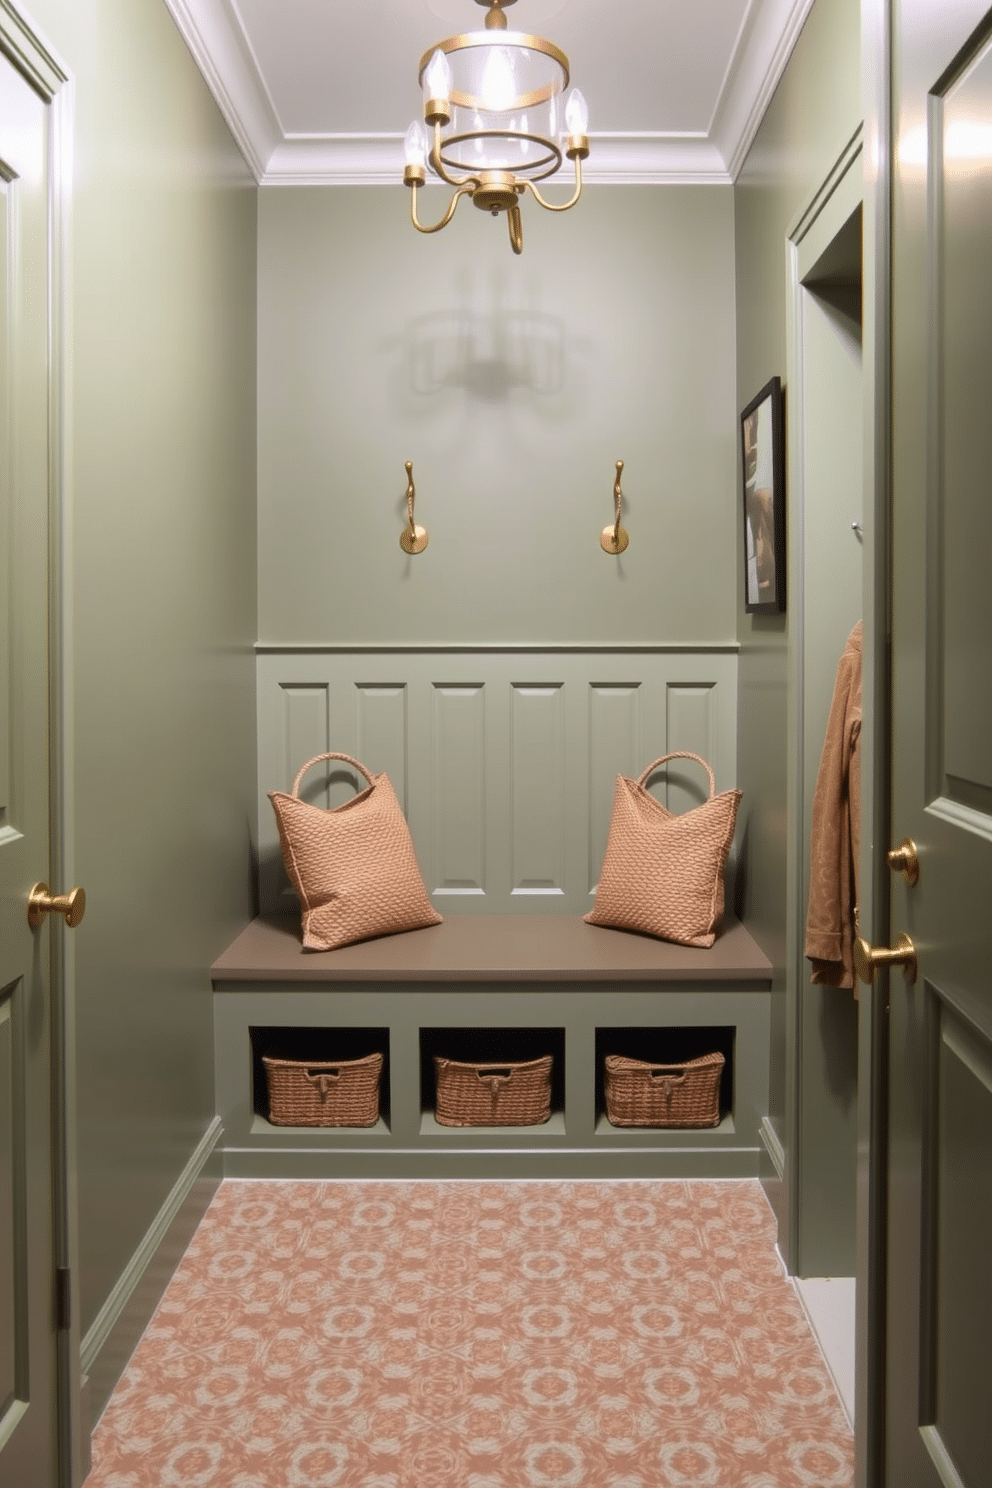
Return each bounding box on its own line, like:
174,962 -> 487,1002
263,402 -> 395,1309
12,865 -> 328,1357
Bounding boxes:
410,181 -> 475,235
428,121 -> 480,190
522,153 -> 583,213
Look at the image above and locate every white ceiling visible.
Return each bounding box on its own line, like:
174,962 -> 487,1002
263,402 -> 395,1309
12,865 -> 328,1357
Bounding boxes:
164,0 -> 815,185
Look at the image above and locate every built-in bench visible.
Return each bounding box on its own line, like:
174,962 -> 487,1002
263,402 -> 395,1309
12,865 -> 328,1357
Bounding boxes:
211,913 -> 772,1180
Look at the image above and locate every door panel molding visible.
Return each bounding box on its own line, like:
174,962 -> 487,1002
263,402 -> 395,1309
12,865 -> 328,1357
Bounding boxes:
0,0 -> 68,102
924,20 -> 992,810
928,793 -> 992,843
918,983 -> 992,1488
941,1009 -> 992,1097
0,979 -> 27,1450
919,1427 -> 969,1488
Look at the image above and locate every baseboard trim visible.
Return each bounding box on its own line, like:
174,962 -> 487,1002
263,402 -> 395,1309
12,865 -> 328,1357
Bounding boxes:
220,1144 -> 763,1181
80,1117 -> 223,1420
760,1116 -> 786,1180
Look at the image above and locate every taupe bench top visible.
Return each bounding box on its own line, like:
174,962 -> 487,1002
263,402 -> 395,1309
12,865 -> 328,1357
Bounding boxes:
212,914 -> 772,985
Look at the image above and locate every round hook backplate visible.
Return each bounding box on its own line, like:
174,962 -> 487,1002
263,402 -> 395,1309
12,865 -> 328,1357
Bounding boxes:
400,525 -> 429,554
601,525 -> 629,554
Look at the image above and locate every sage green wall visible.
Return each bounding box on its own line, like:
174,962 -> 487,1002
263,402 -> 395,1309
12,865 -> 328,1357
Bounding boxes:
734,0 -> 861,1256
30,0 -> 257,1365
257,185 -> 737,647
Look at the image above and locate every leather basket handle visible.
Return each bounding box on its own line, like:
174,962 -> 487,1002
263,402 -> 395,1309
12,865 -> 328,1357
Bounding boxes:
304,1067 -> 342,1097
636,751 -> 716,800
291,752 -> 377,799
649,1067 -> 687,1103
477,1068 -> 513,1099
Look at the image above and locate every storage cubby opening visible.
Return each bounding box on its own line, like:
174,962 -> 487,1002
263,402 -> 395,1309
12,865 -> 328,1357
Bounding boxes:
419,1026 -> 566,1121
595,1026 -> 735,1124
249,1025 -> 390,1127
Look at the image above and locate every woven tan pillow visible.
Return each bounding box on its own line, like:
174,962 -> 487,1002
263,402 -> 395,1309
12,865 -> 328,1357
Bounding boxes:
585,752 -> 741,948
269,752 -> 442,952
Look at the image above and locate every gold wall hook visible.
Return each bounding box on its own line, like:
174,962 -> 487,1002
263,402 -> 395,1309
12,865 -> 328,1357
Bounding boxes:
399,460 -> 429,554
601,459 -> 629,554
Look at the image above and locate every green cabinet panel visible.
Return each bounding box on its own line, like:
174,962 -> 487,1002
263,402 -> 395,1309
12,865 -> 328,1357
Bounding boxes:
212,915 -> 771,1180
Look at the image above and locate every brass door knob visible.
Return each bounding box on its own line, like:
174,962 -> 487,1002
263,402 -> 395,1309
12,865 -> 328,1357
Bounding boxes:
853,929 -> 917,986
887,837 -> 920,886
28,882 -> 86,931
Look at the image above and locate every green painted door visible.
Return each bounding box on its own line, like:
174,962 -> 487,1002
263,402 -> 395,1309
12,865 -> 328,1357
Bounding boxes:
886,0 -> 992,1481
0,29 -> 61,1488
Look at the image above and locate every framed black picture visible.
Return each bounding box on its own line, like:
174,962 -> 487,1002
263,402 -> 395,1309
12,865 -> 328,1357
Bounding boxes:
740,376 -> 786,613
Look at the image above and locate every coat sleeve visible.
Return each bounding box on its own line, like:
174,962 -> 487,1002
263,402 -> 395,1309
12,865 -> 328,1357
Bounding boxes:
805,648 -> 860,989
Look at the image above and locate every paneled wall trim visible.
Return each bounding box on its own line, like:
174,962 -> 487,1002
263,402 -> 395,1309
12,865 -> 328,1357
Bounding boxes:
257,649 -> 739,917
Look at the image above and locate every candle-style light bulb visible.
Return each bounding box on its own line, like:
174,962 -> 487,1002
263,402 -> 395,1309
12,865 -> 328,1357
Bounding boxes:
423,48 -> 452,104
564,87 -> 589,137
481,46 -> 516,112
404,119 -> 428,168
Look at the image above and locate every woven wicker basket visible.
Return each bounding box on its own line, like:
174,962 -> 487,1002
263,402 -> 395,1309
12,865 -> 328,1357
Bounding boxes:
262,1051 -> 383,1127
434,1054 -> 553,1127
604,1051 -> 725,1128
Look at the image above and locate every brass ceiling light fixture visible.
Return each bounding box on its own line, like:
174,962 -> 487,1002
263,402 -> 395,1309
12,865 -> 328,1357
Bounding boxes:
402,0 -> 589,255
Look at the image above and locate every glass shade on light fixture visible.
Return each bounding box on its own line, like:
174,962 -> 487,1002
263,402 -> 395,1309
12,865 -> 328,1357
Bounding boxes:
404,0 -> 590,255
420,31 -> 571,180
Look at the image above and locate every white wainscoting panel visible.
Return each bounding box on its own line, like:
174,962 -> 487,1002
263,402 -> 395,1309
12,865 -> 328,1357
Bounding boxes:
257,650 -> 738,916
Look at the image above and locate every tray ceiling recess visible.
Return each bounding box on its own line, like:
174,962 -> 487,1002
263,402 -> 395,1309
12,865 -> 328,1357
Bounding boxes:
163,0 -> 816,185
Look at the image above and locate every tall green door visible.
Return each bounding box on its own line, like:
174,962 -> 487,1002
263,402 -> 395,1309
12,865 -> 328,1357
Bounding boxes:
885,0 -> 992,1480
0,17 -> 68,1488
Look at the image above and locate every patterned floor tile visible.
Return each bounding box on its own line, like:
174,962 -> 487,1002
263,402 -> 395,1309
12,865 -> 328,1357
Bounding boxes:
84,1180 -> 853,1488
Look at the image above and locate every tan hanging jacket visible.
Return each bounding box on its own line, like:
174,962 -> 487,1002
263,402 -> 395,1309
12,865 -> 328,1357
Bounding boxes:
805,621 -> 862,989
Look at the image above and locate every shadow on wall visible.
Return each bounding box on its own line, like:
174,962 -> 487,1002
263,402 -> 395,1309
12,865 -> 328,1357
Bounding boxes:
379,266 -> 594,425
400,307 -> 566,403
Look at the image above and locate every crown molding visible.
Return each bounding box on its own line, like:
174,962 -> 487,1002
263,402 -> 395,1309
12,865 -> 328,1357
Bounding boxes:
162,0 -> 280,180
0,0 -> 69,99
711,0 -> 817,180
164,0 -> 813,188
260,133 -> 730,187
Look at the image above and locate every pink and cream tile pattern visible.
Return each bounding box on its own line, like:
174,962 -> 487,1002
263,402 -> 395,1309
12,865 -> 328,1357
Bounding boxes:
84,1179 -> 853,1488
